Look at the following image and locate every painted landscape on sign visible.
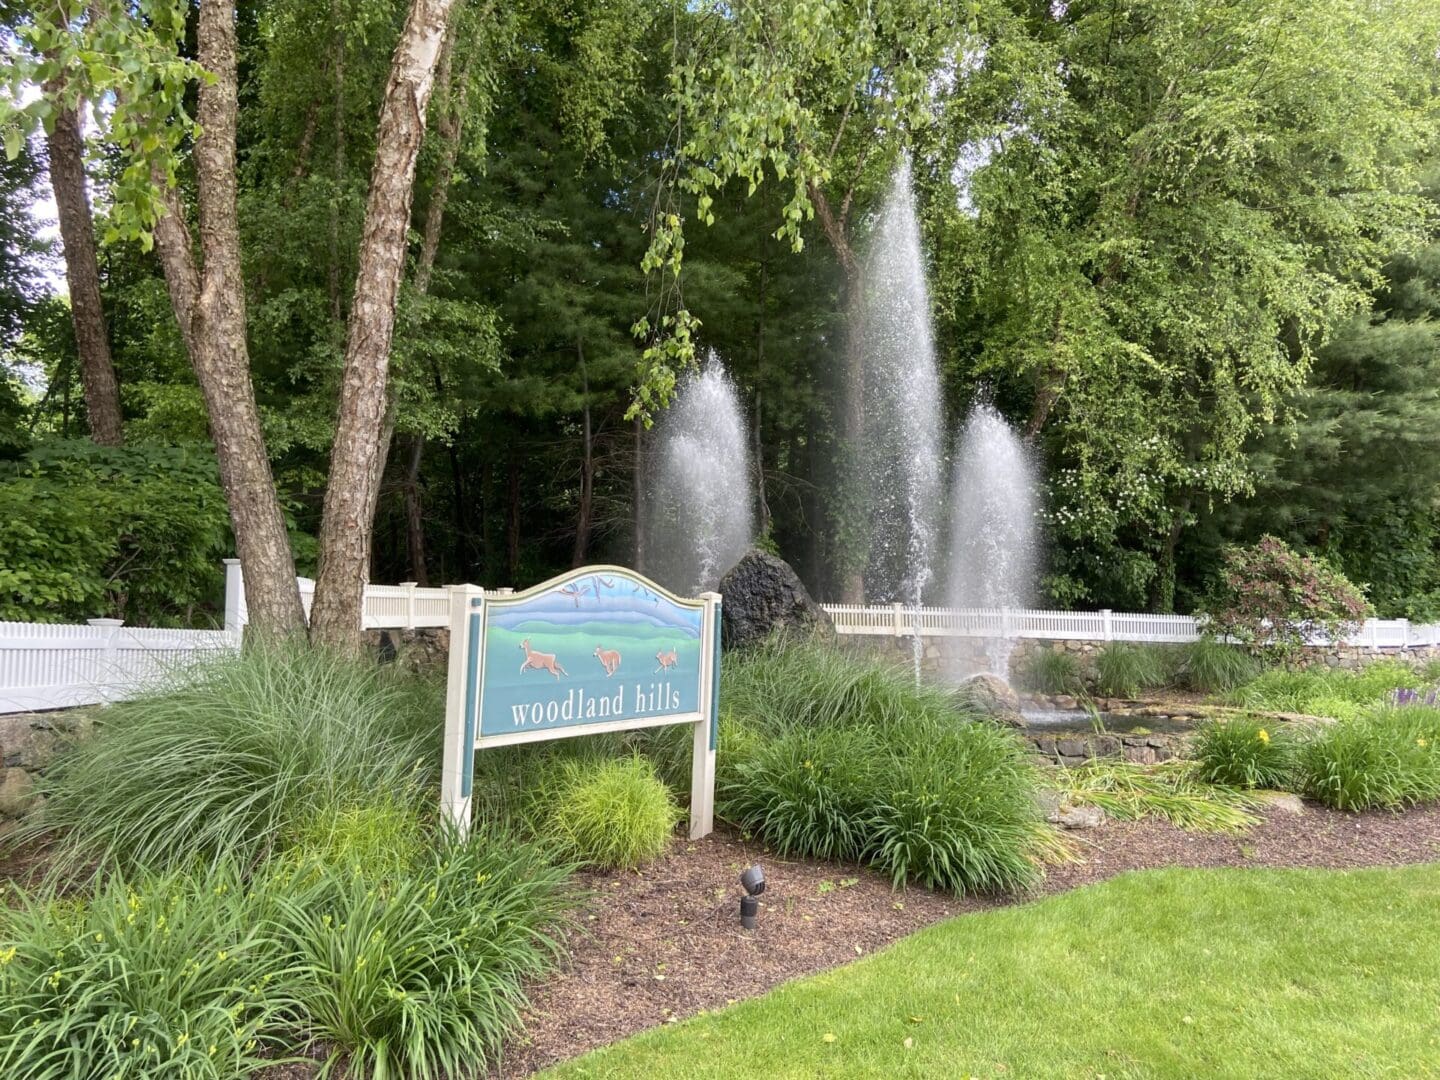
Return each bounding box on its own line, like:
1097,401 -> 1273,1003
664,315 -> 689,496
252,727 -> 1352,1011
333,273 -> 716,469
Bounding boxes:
478,572 -> 704,740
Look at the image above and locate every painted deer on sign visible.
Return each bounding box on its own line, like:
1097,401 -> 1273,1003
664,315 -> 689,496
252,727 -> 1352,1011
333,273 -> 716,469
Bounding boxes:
519,639 -> 567,679
654,648 -> 679,673
593,646 -> 622,677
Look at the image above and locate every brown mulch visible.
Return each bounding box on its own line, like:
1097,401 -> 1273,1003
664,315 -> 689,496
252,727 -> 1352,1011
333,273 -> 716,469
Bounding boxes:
489,802 -> 1440,1077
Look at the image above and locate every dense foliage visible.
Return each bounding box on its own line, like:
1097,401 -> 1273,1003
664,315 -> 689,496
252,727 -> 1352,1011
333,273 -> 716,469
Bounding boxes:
1,0 -> 1438,618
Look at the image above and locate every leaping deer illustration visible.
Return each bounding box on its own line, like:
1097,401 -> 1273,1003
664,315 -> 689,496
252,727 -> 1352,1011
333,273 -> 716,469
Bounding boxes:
593,645 -> 622,677
519,639 -> 567,679
654,648 -> 679,674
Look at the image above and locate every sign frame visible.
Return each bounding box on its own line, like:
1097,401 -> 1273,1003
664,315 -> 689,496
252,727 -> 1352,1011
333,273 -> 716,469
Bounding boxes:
441,565 -> 721,840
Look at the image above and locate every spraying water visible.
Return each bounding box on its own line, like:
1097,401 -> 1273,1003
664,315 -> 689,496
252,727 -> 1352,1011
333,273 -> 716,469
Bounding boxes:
946,402 -> 1039,679
644,353 -> 755,594
856,159 -> 945,679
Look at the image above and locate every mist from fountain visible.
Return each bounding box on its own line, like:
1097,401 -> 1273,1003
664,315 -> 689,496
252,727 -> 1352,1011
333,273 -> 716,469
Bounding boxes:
946,402 -> 1039,679
643,353 -> 755,595
856,158 -> 945,674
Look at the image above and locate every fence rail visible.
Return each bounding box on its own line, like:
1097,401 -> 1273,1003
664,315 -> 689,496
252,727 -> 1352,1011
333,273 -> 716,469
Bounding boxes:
820,603 -> 1440,650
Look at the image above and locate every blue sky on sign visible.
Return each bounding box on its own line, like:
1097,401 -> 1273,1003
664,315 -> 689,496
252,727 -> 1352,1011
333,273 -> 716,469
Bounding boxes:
488,576 -> 702,636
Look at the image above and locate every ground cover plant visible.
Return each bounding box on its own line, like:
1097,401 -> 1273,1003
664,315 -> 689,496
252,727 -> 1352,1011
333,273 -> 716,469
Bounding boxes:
1044,762 -> 1263,833
694,638 -> 1045,895
540,865 -> 1440,1079
1227,659 -> 1423,720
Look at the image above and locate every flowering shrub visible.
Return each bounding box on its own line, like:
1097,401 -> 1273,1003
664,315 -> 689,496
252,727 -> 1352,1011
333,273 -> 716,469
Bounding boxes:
1201,536 -> 1369,659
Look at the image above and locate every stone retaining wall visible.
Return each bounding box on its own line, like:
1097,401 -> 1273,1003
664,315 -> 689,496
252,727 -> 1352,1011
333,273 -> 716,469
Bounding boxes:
0,710 -> 91,839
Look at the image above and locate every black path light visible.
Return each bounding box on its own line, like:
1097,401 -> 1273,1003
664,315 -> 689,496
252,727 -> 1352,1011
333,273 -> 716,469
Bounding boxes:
739,864 -> 765,930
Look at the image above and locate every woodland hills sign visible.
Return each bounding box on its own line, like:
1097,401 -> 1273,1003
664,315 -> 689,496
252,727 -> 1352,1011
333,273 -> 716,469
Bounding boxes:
441,566 -> 721,839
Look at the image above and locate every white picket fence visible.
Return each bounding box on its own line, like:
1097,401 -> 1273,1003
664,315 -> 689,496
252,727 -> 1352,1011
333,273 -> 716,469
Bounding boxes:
0,560 -> 472,715
821,603 -> 1440,650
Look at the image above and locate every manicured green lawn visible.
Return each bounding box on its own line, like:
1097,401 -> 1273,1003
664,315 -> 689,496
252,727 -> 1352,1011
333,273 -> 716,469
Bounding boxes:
543,866 -> 1440,1079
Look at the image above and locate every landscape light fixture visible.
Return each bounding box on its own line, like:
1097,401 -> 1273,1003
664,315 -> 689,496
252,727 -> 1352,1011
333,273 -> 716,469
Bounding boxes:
739,864 -> 765,930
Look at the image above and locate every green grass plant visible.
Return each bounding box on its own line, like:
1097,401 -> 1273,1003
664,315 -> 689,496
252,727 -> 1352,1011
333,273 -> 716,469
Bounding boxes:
1045,761 -> 1262,832
1178,638 -> 1260,693
1192,716 -> 1299,789
1018,649 -> 1083,694
30,644 -> 440,877
539,865 -> 1440,1079
1093,642 -> 1170,697
1298,706 -> 1440,810
540,756 -> 679,868
1228,659 -> 1421,718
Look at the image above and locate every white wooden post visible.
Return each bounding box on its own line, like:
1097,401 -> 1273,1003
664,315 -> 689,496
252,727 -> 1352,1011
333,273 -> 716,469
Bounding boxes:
892,602 -> 904,637
1369,619 -> 1379,653
441,584 -> 484,838
400,582 -> 418,630
87,618 -> 124,700
223,558 -> 246,642
1101,608 -> 1113,642
1399,618 -> 1410,652
690,591 -> 721,840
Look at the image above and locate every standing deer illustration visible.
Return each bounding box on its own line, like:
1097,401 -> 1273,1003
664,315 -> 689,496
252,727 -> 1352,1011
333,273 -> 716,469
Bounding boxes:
519,639 -> 567,679
593,645 -> 622,677
654,648 -> 679,673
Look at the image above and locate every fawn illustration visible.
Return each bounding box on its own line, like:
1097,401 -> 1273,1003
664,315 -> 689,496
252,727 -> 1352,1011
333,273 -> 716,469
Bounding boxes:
593,645 -> 622,677
519,639 -> 567,679
654,648 -> 679,673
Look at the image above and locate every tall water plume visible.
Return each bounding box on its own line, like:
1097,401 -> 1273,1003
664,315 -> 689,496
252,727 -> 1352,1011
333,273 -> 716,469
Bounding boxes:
946,402 -> 1039,678
855,158 -> 945,620
643,353 -> 754,595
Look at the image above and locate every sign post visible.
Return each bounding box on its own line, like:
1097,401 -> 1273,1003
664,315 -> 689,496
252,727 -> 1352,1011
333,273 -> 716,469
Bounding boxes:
441,567 -> 721,840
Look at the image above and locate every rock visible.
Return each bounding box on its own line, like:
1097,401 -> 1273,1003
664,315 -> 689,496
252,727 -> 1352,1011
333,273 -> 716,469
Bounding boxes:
718,549 -> 834,650
1054,695 -> 1079,711
17,728 -> 58,771
0,767 -> 36,817
957,673 -> 1021,716
1056,738 -> 1091,759
1054,804 -> 1106,830
1265,792 -> 1306,816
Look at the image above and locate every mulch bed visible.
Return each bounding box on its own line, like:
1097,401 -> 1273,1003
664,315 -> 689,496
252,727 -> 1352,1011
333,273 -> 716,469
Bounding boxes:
489,802 -> 1440,1077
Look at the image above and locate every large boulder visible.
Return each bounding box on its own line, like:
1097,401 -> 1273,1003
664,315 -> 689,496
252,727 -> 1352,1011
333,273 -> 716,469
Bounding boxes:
955,673 -> 1024,726
718,549 -> 834,650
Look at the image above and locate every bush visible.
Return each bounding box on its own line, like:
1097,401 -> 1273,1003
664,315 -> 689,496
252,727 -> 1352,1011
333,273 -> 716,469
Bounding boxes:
714,639 -> 1042,895
1298,708 -> 1440,810
1179,638 -> 1261,693
1192,717 -> 1298,789
1201,536 -> 1370,659
31,645 -> 440,877
1094,643 -> 1169,698
270,828 -> 571,1079
0,862 -> 285,1078
1020,650 -> 1083,694
540,756 -> 678,868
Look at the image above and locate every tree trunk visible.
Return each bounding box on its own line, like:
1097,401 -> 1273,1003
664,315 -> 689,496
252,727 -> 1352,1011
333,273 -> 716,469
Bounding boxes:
151,0 -> 306,637
403,434 -> 429,585
46,100 -> 123,447
572,341 -> 593,567
309,0 -> 459,647
327,0 -> 346,322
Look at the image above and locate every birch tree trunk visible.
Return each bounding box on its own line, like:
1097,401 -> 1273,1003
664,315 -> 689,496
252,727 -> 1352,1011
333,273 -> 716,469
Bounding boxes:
308,0 -> 459,647
46,100 -> 123,447
150,0 -> 306,637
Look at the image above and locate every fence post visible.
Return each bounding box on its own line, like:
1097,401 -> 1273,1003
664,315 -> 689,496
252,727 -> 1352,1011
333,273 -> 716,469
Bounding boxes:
892,602 -> 904,637
1399,618 -> 1410,653
1101,608 -> 1113,642
222,558 -> 246,642
87,618 -> 124,700
400,582 -> 418,630
1369,619 -> 1379,653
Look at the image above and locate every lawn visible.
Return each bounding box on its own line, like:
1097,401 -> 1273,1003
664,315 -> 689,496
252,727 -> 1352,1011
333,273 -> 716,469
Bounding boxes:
543,865 -> 1440,1079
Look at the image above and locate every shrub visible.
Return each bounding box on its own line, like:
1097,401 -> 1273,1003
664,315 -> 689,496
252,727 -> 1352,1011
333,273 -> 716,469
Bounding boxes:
1200,536 -> 1370,659
1094,643 -> 1169,698
0,862 -> 285,1079
1179,638 -> 1261,694
1192,717 -> 1298,789
270,828 -> 571,1079
31,645 -> 440,877
1298,708 -> 1440,810
868,722 -> 1041,893
541,756 -> 679,868
1019,649 -> 1083,694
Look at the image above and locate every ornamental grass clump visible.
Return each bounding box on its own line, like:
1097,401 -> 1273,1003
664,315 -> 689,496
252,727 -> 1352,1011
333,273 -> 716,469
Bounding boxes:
540,756 -> 679,868
30,644 -> 440,878
715,638 -> 1042,895
1178,638 -> 1261,694
1192,717 -> 1299,790
1230,660 -> 1422,719
1298,708 -> 1440,811
1019,649 -> 1084,694
1094,642 -> 1170,698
